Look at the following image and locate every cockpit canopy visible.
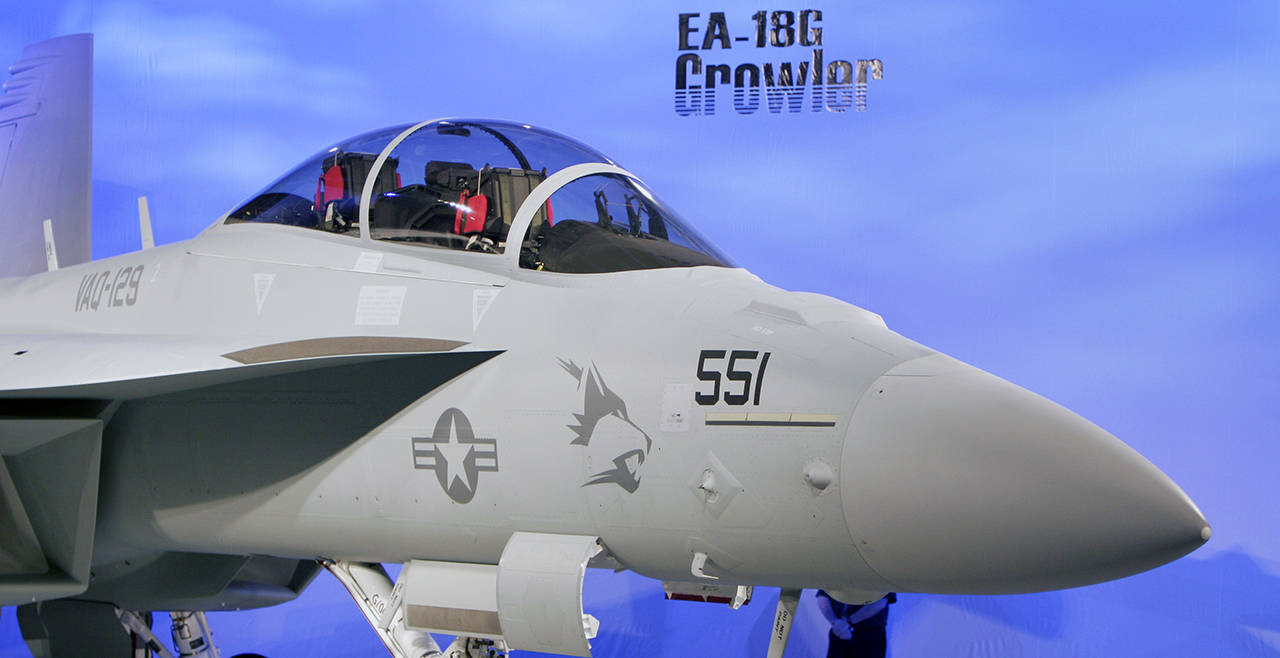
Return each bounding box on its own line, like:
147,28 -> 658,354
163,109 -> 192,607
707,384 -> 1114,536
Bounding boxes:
224,119 -> 731,273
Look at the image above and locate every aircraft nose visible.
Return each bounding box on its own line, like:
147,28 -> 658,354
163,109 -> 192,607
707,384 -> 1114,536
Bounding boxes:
841,353 -> 1209,594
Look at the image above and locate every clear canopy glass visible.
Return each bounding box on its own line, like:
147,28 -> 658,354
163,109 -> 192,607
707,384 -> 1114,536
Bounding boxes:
518,173 -> 730,272
224,125 -> 408,234
366,120 -> 613,253
222,119 -> 731,272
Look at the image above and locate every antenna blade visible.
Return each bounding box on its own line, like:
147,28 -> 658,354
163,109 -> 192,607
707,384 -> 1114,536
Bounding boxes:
42,218 -> 58,271
137,196 -> 154,249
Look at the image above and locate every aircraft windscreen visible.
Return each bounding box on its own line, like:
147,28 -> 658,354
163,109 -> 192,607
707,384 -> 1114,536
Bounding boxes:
519,173 -> 731,273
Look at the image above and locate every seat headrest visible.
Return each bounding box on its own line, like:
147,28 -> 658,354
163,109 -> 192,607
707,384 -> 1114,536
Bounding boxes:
424,160 -> 478,190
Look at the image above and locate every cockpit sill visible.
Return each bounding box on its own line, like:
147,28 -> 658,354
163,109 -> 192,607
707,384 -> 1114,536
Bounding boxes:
195,219 -> 755,291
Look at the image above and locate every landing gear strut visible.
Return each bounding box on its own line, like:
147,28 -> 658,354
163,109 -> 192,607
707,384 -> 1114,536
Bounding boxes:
438,637 -> 507,658
765,588 -> 801,658
116,609 -> 221,658
322,559 -> 513,658
115,609 -> 172,658
322,559 -> 450,658
325,535 -> 601,657
170,611 -> 220,658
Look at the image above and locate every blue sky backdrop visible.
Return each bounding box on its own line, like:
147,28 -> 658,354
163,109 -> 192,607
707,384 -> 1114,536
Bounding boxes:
0,1 -> 1277,656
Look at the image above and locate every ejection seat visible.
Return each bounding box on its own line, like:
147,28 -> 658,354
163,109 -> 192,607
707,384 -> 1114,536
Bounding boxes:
370,160 -> 551,252
314,151 -> 400,233
368,160 -> 478,247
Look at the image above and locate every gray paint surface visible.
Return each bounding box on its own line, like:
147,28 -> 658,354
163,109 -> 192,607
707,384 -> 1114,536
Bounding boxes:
0,33 -> 1211,655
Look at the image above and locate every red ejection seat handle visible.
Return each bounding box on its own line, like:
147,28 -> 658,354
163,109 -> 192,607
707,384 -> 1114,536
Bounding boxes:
454,190 -> 489,234
454,190 -> 470,233
317,165 -> 346,209
465,193 -> 489,234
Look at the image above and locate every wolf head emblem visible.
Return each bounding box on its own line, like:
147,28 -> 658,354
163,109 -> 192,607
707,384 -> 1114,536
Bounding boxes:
559,358 -> 653,493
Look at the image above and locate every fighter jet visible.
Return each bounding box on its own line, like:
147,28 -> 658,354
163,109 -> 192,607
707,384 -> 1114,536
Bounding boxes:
0,34 -> 1209,658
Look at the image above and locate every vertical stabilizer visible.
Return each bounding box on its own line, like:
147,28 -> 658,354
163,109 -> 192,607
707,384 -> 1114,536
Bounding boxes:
0,34 -> 92,278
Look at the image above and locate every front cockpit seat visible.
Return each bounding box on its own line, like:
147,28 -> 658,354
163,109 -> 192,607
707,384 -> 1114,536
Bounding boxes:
315,152 -> 400,232
423,160 -> 482,235
368,160 -> 475,245
368,159 -> 552,252
457,166 -> 551,245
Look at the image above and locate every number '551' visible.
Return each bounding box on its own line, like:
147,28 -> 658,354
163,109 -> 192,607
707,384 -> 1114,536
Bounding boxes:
695,349 -> 772,406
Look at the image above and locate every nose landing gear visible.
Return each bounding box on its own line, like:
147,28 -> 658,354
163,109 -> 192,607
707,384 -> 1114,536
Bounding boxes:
117,608 -> 223,658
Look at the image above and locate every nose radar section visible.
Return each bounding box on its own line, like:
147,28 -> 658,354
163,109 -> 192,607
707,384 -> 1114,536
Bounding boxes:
841,353 -> 1209,594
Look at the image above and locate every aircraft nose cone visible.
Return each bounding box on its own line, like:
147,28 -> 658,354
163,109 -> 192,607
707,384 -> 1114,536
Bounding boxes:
841,353 -> 1209,594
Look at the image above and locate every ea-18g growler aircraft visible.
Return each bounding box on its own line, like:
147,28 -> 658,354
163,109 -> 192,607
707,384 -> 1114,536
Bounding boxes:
0,35 -> 1209,658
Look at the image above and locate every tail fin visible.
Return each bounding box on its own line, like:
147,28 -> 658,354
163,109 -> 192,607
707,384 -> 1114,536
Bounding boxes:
0,34 -> 92,278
